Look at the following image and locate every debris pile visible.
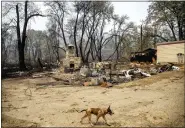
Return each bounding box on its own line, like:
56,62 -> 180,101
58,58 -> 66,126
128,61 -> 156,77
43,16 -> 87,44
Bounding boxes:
35,62 -> 181,88
78,62 -> 181,88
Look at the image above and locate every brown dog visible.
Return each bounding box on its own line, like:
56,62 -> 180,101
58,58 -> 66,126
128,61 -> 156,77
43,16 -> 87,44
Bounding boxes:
80,105 -> 114,126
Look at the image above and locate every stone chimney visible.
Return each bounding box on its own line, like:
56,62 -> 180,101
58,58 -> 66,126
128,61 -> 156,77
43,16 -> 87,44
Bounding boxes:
66,43 -> 75,58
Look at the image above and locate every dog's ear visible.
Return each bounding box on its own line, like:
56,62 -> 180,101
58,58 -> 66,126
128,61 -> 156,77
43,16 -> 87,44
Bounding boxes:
108,105 -> 110,110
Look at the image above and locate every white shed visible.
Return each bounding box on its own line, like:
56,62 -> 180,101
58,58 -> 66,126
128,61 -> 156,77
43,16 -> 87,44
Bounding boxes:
156,40 -> 185,64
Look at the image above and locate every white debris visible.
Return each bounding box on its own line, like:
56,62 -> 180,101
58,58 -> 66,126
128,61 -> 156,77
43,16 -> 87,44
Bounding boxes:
133,68 -> 142,74
172,66 -> 180,71
80,66 -> 91,77
120,70 -> 133,80
19,71 -> 25,76
140,72 -> 151,77
91,70 -> 99,77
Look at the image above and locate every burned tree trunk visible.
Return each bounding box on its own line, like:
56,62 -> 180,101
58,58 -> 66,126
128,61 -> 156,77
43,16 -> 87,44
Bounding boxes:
18,47 -> 27,70
16,4 -> 27,70
15,1 -> 44,71
38,58 -> 43,69
74,11 -> 80,57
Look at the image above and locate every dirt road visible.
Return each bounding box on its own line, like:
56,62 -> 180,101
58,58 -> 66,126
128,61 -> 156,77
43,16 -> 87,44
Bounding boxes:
2,70 -> 184,127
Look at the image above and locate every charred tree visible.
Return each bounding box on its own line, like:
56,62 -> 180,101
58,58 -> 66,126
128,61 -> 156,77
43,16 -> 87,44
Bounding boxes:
15,1 -> 44,71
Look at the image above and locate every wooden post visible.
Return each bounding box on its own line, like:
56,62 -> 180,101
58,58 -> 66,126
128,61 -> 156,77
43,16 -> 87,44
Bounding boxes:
109,63 -> 112,80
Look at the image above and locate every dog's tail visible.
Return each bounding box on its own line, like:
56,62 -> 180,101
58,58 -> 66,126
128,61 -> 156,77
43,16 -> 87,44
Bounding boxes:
80,109 -> 87,113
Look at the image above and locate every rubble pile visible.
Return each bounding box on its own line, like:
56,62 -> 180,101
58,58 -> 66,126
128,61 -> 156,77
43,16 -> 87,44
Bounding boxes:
49,43 -> 181,88
49,62 -> 181,88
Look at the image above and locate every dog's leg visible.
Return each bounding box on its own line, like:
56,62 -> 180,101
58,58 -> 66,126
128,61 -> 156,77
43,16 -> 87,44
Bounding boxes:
80,114 -> 88,124
88,114 -> 93,126
95,115 -> 101,125
102,115 -> 111,126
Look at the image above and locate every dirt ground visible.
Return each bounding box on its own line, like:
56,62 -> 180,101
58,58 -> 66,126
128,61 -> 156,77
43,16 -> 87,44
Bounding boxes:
2,70 -> 185,127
